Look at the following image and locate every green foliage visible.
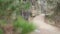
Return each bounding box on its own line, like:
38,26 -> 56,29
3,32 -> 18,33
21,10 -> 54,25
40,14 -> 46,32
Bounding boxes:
0,0 -> 33,34
23,2 -> 30,10
0,0 -> 31,17
0,29 -> 3,34
13,16 -> 36,34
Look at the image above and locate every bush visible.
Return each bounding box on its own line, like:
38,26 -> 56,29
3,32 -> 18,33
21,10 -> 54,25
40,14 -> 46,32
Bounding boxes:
13,16 -> 36,34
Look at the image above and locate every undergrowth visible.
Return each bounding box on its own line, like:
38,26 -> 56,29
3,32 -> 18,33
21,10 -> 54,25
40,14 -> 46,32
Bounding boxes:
13,16 -> 36,34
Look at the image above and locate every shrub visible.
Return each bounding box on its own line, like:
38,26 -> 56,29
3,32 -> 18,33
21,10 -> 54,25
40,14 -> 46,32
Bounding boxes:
13,16 -> 36,34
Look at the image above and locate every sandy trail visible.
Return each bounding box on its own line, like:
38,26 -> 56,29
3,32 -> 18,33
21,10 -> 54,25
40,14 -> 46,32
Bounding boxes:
31,14 -> 60,34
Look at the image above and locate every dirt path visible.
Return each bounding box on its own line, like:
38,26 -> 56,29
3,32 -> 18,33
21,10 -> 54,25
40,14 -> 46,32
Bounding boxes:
30,14 -> 60,34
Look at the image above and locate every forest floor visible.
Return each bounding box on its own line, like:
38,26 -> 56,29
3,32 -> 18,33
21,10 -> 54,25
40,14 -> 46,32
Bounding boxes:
30,14 -> 60,34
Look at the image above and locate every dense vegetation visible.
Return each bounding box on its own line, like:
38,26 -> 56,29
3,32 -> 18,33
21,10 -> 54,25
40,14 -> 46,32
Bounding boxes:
45,0 -> 60,27
0,0 -> 36,34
